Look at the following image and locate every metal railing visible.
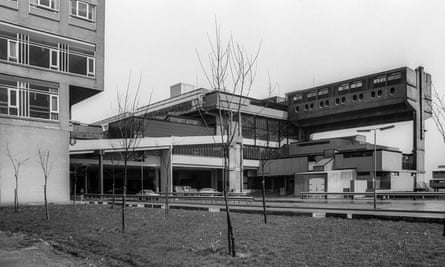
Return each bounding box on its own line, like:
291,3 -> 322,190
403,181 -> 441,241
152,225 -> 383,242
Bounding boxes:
300,191 -> 445,199
78,192 -> 253,205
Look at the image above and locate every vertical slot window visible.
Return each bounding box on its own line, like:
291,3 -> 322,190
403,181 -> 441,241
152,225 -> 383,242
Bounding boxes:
50,49 -> 59,70
8,88 -> 18,115
8,39 -> 18,62
87,57 -> 95,76
50,95 -> 59,120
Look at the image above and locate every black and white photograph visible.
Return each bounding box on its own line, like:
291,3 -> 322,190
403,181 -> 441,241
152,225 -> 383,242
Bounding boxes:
0,0 -> 444,266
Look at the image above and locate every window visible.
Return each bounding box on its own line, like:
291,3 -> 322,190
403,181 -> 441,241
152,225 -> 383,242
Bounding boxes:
388,72 -> 401,81
377,90 -> 383,97
304,104 -> 308,111
341,96 -> 346,104
35,0 -> 57,11
8,88 -> 18,115
50,95 -> 58,120
319,101 -> 324,108
295,106 -> 299,113
325,100 -> 329,106
310,103 -> 314,110
292,95 -> 302,102
0,81 -> 58,121
335,98 -> 340,105
390,87 -> 395,95
50,49 -> 59,70
371,91 -> 376,98
70,0 -> 96,22
7,39 -> 17,62
373,76 -> 386,84
306,91 -> 317,98
350,81 -> 363,89
359,93 -> 363,100
87,57 -> 95,76
352,95 -> 357,102
338,83 -> 349,91
318,88 -> 329,96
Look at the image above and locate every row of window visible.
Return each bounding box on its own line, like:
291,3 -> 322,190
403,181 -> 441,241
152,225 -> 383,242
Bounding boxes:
24,0 -> 97,22
0,35 -> 96,77
0,80 -> 59,121
295,87 -> 397,113
290,71 -> 402,103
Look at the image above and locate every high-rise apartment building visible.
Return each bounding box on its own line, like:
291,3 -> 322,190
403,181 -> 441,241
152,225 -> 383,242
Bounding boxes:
0,0 -> 105,204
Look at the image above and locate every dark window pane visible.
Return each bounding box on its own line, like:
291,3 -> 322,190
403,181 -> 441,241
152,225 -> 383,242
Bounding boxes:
51,96 -> 58,112
29,45 -> 50,68
70,0 -> 76,15
51,50 -> 58,66
69,53 -> 87,75
0,87 -> 7,114
9,107 -> 17,115
0,38 -> 7,60
29,92 -> 50,119
40,0 -> 50,6
10,90 -> 16,106
88,4 -> 95,20
78,2 -> 87,17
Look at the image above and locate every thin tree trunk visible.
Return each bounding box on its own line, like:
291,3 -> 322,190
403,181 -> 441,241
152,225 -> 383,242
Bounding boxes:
262,164 -> 267,224
44,182 -> 49,220
111,182 -> 115,209
122,161 -> 127,232
223,148 -> 235,256
73,180 -> 77,205
14,188 -> 18,212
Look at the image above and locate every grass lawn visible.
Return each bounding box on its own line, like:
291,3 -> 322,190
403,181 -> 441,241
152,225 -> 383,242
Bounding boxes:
0,205 -> 444,266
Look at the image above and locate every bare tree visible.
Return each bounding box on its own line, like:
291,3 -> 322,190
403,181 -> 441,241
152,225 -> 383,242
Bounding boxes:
38,147 -> 53,220
430,85 -> 445,236
6,143 -> 29,212
197,21 -> 261,256
112,73 -> 151,232
161,147 -> 172,216
258,147 -> 280,224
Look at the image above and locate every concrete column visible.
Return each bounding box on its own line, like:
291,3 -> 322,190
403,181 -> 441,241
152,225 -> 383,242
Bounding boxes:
98,150 -> 104,194
160,148 -> 173,193
84,168 -> 88,194
210,170 -> 217,189
413,66 -> 429,186
228,140 -> 242,192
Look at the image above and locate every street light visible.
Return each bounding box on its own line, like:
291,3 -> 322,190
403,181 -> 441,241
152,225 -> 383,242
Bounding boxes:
357,125 -> 395,209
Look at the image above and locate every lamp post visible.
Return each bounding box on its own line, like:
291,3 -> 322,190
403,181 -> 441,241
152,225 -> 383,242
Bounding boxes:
357,125 -> 395,209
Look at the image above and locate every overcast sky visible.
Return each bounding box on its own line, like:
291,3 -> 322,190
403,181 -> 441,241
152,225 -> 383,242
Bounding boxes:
71,0 -> 445,178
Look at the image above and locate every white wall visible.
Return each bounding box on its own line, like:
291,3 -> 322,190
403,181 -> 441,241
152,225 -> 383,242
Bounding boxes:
0,122 -> 70,205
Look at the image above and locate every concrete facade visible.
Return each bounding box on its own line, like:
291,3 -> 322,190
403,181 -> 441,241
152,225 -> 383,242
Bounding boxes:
0,0 -> 105,205
69,67 -> 429,197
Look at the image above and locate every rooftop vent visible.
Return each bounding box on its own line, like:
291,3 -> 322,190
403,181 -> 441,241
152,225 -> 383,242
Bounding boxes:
170,83 -> 195,98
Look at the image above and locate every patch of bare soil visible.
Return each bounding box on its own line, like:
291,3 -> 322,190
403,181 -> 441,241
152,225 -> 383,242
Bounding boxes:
0,205 -> 444,266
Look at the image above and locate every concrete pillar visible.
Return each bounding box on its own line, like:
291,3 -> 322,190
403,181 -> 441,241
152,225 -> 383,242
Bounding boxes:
210,170 -> 217,189
413,66 -> 429,187
98,150 -> 104,194
160,148 -> 173,193
84,167 -> 88,194
228,140 -> 242,192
